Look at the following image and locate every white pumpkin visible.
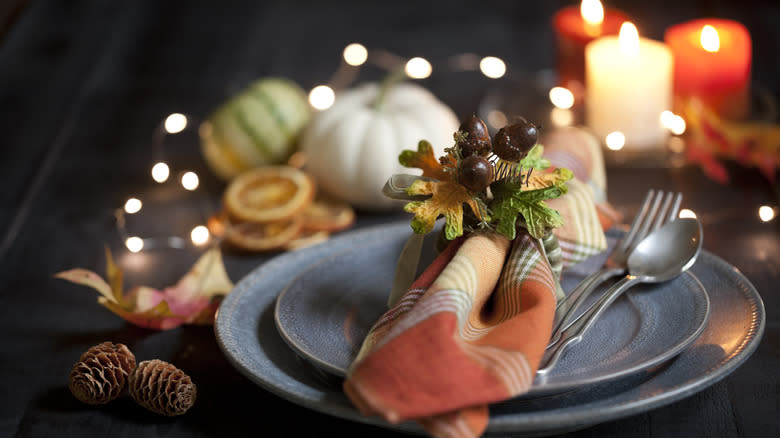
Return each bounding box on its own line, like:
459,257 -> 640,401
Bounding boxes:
300,81 -> 459,210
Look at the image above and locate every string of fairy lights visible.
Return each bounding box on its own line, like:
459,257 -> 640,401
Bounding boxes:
116,42 -> 776,253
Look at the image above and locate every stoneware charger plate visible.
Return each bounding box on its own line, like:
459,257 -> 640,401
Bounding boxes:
215,221 -> 765,436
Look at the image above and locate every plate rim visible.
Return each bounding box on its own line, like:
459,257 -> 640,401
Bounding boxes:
215,220 -> 765,434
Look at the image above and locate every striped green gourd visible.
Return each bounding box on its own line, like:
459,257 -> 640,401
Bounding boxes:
200,77 -> 311,181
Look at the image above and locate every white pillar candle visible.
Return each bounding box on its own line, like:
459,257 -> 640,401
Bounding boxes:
585,22 -> 673,150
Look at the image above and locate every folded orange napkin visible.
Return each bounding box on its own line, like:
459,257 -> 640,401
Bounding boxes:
344,127 -> 616,438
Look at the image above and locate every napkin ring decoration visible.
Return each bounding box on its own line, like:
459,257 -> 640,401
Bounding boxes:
383,114 -> 571,306
383,114 -> 573,244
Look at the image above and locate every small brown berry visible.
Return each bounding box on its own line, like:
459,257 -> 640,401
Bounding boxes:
459,155 -> 494,192
69,342 -> 136,405
492,117 -> 538,161
457,114 -> 492,156
129,359 -> 196,416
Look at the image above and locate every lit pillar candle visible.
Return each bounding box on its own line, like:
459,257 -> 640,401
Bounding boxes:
664,19 -> 751,121
552,0 -> 628,103
585,22 -> 673,150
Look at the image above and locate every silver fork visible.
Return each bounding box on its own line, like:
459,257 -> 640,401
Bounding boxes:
546,189 -> 682,348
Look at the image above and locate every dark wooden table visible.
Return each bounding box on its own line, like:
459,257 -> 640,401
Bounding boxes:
1,1 -> 777,437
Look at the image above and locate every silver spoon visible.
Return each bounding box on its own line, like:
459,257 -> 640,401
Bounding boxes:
536,217 -> 703,375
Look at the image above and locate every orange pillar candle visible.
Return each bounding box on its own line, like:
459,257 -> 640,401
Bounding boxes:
664,18 -> 752,120
552,0 -> 628,103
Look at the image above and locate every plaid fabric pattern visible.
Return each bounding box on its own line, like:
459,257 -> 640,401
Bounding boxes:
344,127 -> 613,438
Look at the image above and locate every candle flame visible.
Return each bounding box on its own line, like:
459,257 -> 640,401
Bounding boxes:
618,22 -> 640,57
580,0 -> 604,26
700,25 -> 720,53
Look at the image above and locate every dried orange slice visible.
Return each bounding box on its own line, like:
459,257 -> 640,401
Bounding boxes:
302,198 -> 356,232
224,166 -> 315,223
223,216 -> 304,252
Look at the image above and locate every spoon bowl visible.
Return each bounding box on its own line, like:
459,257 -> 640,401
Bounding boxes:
628,217 -> 703,281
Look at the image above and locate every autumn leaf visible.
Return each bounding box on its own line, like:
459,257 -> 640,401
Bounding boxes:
404,179 -> 484,240
55,247 -> 234,330
519,144 -> 551,172
491,168 -> 572,240
526,167 -> 574,191
398,140 -> 455,181
682,98 -> 780,182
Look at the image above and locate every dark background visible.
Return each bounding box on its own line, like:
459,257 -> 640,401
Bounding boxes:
0,1 -> 777,437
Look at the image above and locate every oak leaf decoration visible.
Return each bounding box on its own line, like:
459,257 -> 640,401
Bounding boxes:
404,179 -> 485,240
398,140 -> 456,181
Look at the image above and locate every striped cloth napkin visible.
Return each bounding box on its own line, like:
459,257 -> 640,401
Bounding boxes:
343,127 -> 618,438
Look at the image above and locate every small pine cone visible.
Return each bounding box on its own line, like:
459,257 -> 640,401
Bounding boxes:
128,359 -> 196,416
69,342 -> 136,405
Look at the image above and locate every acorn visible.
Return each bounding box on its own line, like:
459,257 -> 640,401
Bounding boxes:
459,155 -> 494,192
456,114 -> 492,157
492,117 -> 538,162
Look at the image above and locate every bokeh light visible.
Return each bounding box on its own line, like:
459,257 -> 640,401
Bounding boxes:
758,205 -> 776,222
151,162 -> 170,183
309,85 -> 335,110
661,110 -> 686,135
191,225 -> 210,245
343,43 -> 368,66
405,57 -> 432,79
605,131 -> 625,150
549,86 -> 575,109
124,198 -> 142,214
164,113 -> 188,134
125,236 -> 144,253
479,56 -> 506,79
181,171 -> 199,191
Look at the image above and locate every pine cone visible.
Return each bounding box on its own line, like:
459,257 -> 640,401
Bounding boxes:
128,359 -> 196,416
69,342 -> 136,405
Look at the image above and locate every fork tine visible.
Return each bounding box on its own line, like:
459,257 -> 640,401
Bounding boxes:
625,190 -> 664,253
618,189 -> 655,253
651,192 -> 675,231
668,193 -> 683,222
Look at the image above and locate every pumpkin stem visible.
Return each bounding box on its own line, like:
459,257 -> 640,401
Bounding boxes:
373,70 -> 407,110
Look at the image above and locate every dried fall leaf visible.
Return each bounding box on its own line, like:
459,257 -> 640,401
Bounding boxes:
683,98 -> 780,182
55,247 -> 234,330
398,140 -> 455,181
526,168 -> 574,191
404,179 -> 483,240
